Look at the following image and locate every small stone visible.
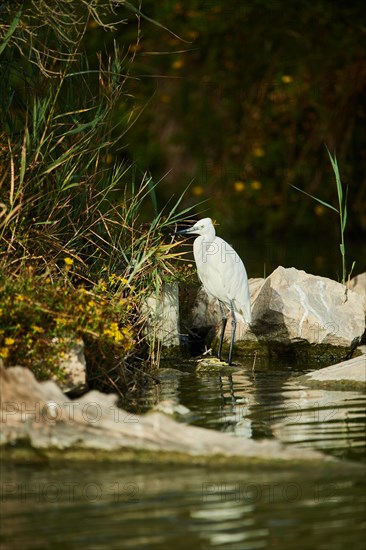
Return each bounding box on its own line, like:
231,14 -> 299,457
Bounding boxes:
56,338 -> 87,393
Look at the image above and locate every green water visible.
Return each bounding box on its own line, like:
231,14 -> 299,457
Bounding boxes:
1,463 -> 365,550
1,357 -> 365,549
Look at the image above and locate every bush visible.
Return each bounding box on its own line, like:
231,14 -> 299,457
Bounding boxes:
0,1 -> 192,393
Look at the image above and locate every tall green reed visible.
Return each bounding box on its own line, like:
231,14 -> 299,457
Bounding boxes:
292,148 -> 355,285
0,0 -> 194,384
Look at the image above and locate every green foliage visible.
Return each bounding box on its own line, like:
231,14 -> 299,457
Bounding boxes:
0,1 -> 193,389
0,268 -> 135,382
292,149 -> 355,284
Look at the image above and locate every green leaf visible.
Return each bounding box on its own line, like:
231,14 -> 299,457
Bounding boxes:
342,202 -> 347,233
326,147 -> 343,208
0,9 -> 22,55
341,185 -> 349,233
291,184 -> 339,213
339,243 -> 345,256
19,128 -> 27,186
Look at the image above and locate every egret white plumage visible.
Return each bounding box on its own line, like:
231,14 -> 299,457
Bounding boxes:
175,218 -> 251,365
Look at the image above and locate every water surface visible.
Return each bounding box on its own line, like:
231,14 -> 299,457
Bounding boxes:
1,356 -> 365,549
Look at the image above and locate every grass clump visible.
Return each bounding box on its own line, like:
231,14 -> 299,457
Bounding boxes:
0,1 -> 191,394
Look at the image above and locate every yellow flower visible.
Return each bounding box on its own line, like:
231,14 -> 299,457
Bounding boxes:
314,204 -> 325,216
250,180 -> 262,190
192,185 -> 204,196
31,325 -> 43,333
5,337 -> 15,346
103,322 -> 124,342
64,257 -> 74,266
171,59 -> 184,70
233,181 -> 246,192
253,147 -> 265,158
88,300 -> 96,308
281,75 -> 293,84
114,276 -> 129,286
97,281 -> 107,292
88,20 -> 99,29
0,347 -> 9,359
187,30 -> 199,40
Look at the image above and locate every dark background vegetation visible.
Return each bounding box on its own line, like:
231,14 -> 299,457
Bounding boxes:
2,0 -> 366,279
84,0 -> 366,277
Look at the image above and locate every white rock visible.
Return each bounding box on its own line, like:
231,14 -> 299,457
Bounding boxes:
191,286 -> 220,329
57,338 -> 87,393
249,277 -> 266,302
250,266 -> 365,346
302,354 -> 366,383
192,278 -> 265,329
0,362 -> 329,463
143,283 -> 180,346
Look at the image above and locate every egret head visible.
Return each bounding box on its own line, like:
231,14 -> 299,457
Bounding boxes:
174,218 -> 215,237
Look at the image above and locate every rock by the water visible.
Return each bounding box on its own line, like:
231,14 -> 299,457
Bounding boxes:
252,266 -> 364,346
0,362 -> 328,464
192,278 -> 265,330
191,286 -> 220,329
300,353 -> 366,388
220,266 -> 365,348
143,283 -> 180,347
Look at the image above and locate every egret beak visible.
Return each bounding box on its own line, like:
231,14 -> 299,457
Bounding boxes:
172,227 -> 192,236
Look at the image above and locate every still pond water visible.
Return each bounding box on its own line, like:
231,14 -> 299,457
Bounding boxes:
1,355 -> 365,549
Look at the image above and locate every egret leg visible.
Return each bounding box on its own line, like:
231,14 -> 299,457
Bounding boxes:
228,300 -> 237,366
218,301 -> 227,362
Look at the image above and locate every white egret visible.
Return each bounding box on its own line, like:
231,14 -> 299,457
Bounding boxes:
175,218 -> 251,365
